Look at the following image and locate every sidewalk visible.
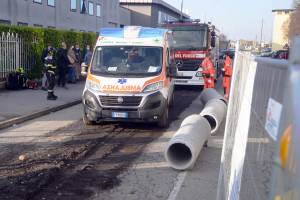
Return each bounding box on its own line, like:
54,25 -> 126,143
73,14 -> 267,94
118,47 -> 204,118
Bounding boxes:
0,81 -> 85,129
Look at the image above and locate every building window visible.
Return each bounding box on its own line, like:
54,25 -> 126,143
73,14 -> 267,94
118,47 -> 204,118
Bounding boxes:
33,0 -> 42,4
34,24 -> 43,27
48,0 -> 55,7
18,22 -> 28,26
70,0 -> 77,11
96,4 -> 101,17
158,11 -> 176,24
0,20 -> 11,25
80,0 -> 87,14
88,2 -> 94,16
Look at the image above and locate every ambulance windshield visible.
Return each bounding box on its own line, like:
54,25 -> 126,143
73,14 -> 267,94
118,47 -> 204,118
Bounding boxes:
91,46 -> 163,77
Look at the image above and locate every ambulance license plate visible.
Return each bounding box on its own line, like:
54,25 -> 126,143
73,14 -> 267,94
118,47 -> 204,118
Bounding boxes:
175,80 -> 188,83
112,112 -> 128,118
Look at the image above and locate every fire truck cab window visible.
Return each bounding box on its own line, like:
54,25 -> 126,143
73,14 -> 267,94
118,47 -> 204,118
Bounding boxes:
171,29 -> 207,50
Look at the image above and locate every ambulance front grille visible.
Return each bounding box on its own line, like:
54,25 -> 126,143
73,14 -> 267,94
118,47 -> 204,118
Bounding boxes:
99,96 -> 142,107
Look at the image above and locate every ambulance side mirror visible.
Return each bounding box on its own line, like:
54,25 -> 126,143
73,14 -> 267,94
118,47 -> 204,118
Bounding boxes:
166,49 -> 177,77
168,62 -> 177,77
81,63 -> 88,76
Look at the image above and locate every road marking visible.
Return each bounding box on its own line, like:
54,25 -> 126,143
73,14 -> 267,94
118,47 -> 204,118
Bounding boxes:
134,161 -> 169,169
167,171 -> 188,200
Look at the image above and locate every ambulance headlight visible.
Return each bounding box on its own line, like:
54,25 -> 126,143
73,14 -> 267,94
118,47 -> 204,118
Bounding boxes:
86,80 -> 100,92
143,81 -> 163,93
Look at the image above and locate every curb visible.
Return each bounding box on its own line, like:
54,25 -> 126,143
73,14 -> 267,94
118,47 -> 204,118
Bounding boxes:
0,99 -> 82,130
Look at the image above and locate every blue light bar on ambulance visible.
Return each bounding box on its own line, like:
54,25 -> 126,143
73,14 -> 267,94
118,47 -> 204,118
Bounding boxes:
99,26 -> 167,39
100,28 -> 124,38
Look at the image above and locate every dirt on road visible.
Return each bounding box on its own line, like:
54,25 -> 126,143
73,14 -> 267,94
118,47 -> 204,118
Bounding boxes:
0,87 -> 201,200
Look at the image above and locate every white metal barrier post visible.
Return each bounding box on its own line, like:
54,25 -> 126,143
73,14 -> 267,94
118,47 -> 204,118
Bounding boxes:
216,39 -> 295,200
269,37 -> 300,200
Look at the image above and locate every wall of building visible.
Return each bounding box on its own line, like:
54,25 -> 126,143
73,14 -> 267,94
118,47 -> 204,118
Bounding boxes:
0,0 -> 123,32
121,4 -> 152,27
151,4 -> 183,26
102,0 -> 120,27
120,3 -> 188,27
119,7 -> 131,27
272,11 -> 292,51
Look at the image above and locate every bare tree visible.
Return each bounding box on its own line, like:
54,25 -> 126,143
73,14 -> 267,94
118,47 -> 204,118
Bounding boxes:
292,0 -> 300,8
288,3 -> 300,39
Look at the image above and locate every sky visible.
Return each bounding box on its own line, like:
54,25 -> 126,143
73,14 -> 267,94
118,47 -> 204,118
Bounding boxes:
165,0 -> 294,42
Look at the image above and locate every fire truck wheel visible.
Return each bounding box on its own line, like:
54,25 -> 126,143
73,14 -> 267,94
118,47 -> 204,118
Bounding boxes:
158,106 -> 169,128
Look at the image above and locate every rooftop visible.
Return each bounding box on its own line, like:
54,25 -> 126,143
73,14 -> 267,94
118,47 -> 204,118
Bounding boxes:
272,9 -> 295,13
120,0 -> 190,18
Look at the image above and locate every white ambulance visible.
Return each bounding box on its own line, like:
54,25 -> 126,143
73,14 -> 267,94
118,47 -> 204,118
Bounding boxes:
82,26 -> 176,128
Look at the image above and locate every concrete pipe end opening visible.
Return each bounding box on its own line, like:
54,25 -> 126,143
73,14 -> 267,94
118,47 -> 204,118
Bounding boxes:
166,143 -> 192,170
203,115 -> 217,134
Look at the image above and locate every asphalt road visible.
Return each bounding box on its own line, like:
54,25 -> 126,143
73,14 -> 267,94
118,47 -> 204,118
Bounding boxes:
0,86 -> 223,200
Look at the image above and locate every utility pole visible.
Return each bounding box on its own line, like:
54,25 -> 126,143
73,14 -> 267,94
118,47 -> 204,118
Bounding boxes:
180,0 -> 183,21
255,35 -> 257,46
259,18 -> 264,53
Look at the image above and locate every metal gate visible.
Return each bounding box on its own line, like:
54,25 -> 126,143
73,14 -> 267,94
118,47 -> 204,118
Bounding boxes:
0,32 -> 35,80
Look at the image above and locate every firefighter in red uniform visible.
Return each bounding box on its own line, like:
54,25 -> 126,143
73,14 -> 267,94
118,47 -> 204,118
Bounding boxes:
222,53 -> 233,99
201,51 -> 215,89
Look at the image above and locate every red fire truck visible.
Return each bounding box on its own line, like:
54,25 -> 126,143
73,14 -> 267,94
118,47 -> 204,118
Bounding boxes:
162,20 -> 219,86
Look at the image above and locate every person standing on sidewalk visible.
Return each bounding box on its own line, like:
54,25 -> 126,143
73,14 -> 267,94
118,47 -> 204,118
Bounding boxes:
57,42 -> 69,88
73,44 -> 82,81
67,46 -> 77,83
222,53 -> 233,99
42,44 -> 57,100
201,51 -> 215,89
83,45 -> 93,65
41,44 -> 53,90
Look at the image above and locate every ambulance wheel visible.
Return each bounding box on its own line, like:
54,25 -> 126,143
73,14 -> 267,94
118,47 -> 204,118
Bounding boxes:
158,106 -> 169,128
169,93 -> 175,107
83,112 -> 96,126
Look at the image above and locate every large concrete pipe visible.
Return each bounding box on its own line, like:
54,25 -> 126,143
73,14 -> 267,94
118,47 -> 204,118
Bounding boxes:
200,99 -> 227,135
165,115 -> 211,170
200,88 -> 227,105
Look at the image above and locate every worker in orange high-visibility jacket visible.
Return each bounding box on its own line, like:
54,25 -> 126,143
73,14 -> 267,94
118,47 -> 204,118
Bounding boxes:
222,54 -> 233,99
201,52 -> 215,89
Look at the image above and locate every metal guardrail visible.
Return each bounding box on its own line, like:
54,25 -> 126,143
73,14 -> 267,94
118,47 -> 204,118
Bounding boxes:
216,37 -> 300,200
